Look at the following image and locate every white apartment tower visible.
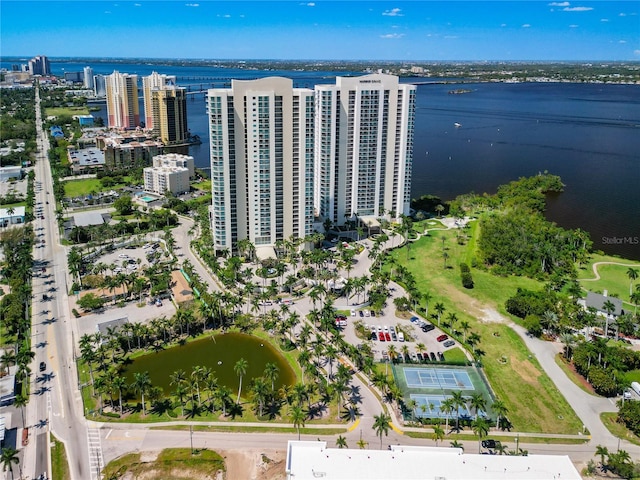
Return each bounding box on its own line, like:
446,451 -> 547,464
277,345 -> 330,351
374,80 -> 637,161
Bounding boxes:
105,71 -> 140,130
314,74 -> 416,225
207,77 -> 315,254
83,66 -> 94,89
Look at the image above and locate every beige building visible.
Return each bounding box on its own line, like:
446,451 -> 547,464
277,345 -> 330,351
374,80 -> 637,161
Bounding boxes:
96,132 -> 163,170
149,87 -> 188,144
106,71 -> 139,130
143,153 -> 194,196
207,77 -> 315,255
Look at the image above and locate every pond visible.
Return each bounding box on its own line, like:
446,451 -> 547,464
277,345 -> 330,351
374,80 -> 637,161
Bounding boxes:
121,332 -> 296,397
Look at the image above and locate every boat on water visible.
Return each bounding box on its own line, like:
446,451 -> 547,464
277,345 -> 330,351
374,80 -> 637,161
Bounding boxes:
454,122 -> 462,128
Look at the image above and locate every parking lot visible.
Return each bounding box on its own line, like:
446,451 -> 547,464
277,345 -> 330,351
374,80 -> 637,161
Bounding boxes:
340,307 -> 461,364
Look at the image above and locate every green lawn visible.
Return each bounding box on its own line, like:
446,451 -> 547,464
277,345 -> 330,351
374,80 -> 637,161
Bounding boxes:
64,177 -> 134,197
192,179 -> 211,191
45,106 -> 90,117
51,433 -> 71,480
624,369 -> 640,384
600,412 -> 640,447
387,222 -> 583,434
577,253 -> 640,303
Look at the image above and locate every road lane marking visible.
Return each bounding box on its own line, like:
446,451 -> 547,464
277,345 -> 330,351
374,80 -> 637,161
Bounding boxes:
105,429 -> 112,440
390,423 -> 404,435
347,418 -> 360,432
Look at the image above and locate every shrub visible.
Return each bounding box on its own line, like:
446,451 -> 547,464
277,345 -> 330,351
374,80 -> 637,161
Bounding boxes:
71,308 -> 81,318
460,263 -> 474,289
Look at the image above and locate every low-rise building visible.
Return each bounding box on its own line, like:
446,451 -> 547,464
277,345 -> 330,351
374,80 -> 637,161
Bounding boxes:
0,206 -> 25,227
0,166 -> 23,182
96,132 -> 163,171
68,147 -> 105,174
143,153 -> 194,196
285,441 -> 581,480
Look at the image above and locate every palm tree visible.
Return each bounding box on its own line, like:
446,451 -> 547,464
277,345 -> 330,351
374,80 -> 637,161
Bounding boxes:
112,375 -> 127,414
468,392 -> 486,419
264,362 -> 280,393
13,394 -> 28,427
336,435 -> 348,449
491,399 -> 509,429
234,357 -> 248,404
626,267 -> 638,297
131,371 -> 151,415
440,397 -> 455,431
434,302 -> 445,326
1,447 -> 21,480
291,405 -> 306,440
449,440 -> 464,451
602,300 -> 616,338
373,412 -> 391,450
471,417 -> 490,453
594,444 -> 609,468
450,391 -> 467,431
432,424 -> 445,446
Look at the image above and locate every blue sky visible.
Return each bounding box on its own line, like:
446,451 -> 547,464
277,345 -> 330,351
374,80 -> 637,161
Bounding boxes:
1,1 -> 638,60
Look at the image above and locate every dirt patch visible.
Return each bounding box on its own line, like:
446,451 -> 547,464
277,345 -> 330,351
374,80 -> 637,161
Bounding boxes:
509,356 -> 540,384
221,449 -> 285,480
440,284 -> 506,324
557,355 -> 597,395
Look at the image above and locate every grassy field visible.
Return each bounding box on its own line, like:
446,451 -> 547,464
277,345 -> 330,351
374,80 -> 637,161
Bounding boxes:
577,253 -> 640,303
404,430 -> 589,445
624,369 -> 640,383
600,412 -> 640,447
192,179 -> 211,191
51,433 -> 71,480
64,177 -> 134,197
45,106 -> 90,117
102,448 -> 225,479
387,224 -> 584,434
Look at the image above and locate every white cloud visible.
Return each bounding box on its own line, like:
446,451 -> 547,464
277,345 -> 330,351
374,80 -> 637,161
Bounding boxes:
600,18 -> 609,22
634,50 -> 640,56
563,6 -> 593,11
619,12 -> 627,16
299,2 -> 315,6
444,35 -> 458,39
380,33 -> 405,39
104,10 -> 111,14
522,23 -> 531,28
548,1 -> 570,6
383,8 -> 403,17
500,23 -> 507,27
134,3 -> 141,6
185,3 -> 199,7
569,24 -> 578,27
619,40 -> 627,43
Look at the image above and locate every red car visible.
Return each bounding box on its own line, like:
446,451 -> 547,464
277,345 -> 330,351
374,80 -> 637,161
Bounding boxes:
437,334 -> 449,342
385,332 -> 391,341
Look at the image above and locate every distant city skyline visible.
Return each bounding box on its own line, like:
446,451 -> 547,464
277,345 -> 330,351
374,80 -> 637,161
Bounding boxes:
1,1 -> 638,61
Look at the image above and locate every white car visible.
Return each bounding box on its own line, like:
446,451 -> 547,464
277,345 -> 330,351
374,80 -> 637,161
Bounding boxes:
383,325 -> 389,332
350,309 -> 356,317
364,310 -> 370,317
118,254 -> 129,258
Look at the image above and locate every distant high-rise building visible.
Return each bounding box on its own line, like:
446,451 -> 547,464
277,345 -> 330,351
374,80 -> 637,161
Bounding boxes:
93,75 -> 106,97
142,72 -> 177,129
28,55 -> 51,76
83,66 -> 94,89
149,87 -> 188,144
314,73 -> 416,225
207,77 -> 315,255
105,71 -> 140,130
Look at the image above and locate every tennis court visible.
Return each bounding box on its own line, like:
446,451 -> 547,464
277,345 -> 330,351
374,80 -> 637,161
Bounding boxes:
404,367 -> 474,390
391,364 -> 495,421
409,394 -> 472,419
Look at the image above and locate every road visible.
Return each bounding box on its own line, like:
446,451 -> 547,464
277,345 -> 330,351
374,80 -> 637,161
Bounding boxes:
21,86 -> 92,480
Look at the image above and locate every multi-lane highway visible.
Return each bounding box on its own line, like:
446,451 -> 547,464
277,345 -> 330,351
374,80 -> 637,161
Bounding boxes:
22,86 -> 91,480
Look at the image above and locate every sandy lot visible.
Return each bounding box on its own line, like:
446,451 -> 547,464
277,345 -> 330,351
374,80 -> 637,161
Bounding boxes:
222,449 -> 286,480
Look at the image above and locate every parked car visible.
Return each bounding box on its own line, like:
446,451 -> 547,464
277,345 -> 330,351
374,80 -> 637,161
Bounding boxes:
481,439 -> 500,449
391,332 -> 397,341
437,334 -> 448,342
438,352 -> 445,361
371,332 -> 378,341
443,340 -> 455,348
429,352 -> 437,361
371,310 -> 376,317
410,316 -> 419,323
422,324 -> 435,333
416,352 -> 423,362
351,309 -> 356,317
385,332 -> 391,341
359,311 -> 364,317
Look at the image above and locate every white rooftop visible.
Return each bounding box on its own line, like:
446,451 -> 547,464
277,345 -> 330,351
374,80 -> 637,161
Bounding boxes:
0,206 -> 25,217
73,211 -> 105,227
285,441 -> 581,480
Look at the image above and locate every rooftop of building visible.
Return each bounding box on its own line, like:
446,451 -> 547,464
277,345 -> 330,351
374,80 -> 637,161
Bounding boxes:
69,147 -> 105,166
286,442 -> 581,480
